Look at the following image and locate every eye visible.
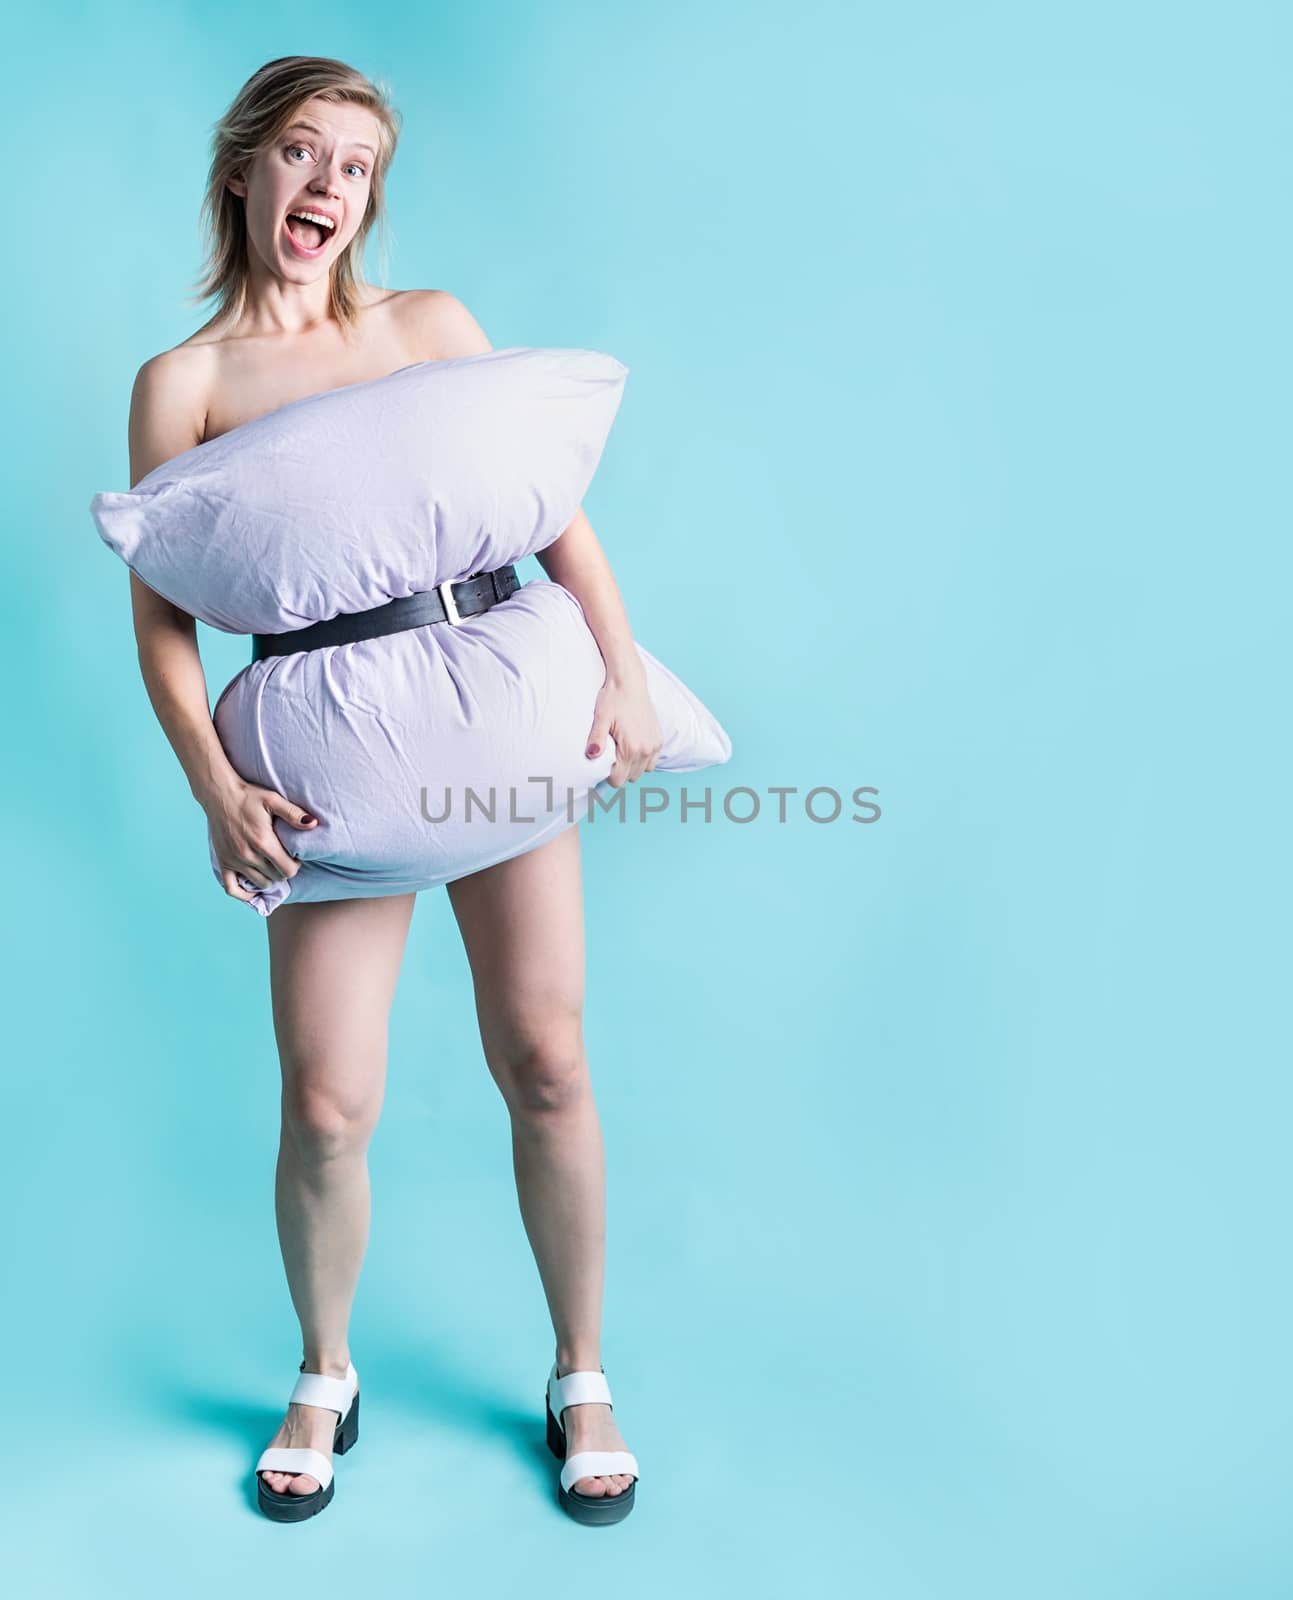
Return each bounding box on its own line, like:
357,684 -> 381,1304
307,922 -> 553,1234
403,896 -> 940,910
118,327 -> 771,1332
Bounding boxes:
287,144 -> 311,161
345,162 -> 367,179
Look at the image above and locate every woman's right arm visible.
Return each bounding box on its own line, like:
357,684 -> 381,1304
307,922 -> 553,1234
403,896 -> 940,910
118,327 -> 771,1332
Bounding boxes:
127,354 -> 316,898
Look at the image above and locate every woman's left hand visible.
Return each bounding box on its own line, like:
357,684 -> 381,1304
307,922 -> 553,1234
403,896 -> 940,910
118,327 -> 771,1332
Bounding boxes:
585,668 -> 664,786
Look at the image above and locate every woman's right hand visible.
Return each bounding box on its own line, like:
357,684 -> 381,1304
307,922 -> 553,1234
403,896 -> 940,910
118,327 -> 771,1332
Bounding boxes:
204,777 -> 319,903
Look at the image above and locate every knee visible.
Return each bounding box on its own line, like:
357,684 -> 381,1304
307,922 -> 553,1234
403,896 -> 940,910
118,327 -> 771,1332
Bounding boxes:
490,1025 -> 589,1117
281,1077 -> 379,1160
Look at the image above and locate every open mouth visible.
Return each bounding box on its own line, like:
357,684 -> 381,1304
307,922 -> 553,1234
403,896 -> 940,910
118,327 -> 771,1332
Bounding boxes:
283,211 -> 337,256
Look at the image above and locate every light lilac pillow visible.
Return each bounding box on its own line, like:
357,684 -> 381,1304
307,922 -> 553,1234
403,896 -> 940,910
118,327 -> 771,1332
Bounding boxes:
89,346 -> 733,915
89,346 -> 632,631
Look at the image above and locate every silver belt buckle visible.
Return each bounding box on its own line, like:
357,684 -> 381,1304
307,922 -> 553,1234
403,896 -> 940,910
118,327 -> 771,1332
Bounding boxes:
437,576 -> 464,626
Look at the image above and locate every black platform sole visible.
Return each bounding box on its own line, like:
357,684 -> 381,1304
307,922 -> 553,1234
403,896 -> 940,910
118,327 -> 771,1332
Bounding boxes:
257,1387 -> 361,1523
545,1396 -> 636,1525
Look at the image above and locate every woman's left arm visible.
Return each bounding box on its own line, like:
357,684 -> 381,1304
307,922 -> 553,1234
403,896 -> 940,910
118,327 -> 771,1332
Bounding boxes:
535,508 -> 663,786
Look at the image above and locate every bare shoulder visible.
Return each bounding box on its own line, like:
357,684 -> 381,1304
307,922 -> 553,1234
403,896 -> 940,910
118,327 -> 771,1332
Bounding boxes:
128,343 -> 214,487
394,287 -> 494,360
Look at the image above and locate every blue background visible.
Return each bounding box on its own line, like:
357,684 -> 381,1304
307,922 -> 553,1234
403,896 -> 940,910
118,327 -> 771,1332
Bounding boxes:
4,2 -> 1289,1595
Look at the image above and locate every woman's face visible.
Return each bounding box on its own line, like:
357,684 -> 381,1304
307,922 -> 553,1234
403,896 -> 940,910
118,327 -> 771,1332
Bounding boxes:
228,96 -> 380,280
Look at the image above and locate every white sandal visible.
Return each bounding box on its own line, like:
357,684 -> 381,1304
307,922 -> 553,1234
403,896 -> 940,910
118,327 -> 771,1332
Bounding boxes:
545,1360 -> 640,1525
255,1359 -> 361,1522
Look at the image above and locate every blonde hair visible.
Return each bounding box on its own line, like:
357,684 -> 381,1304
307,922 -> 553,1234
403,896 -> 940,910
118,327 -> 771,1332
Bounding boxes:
189,56 -> 402,335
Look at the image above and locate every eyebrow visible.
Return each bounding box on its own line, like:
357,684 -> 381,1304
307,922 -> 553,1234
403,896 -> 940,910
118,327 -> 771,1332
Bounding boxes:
285,121 -> 376,158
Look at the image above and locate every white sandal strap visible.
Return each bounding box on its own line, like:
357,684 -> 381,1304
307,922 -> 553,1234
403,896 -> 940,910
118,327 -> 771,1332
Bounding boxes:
256,1445 -> 335,1491
548,1365 -> 613,1420
560,1449 -> 639,1494
289,1362 -> 358,1417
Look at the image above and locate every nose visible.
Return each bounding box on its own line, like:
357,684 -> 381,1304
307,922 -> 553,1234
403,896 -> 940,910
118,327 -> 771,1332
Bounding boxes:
309,162 -> 344,198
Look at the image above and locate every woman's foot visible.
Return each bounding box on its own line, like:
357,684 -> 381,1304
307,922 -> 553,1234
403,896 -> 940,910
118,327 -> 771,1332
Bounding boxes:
259,1361 -> 354,1497
556,1362 -> 634,1497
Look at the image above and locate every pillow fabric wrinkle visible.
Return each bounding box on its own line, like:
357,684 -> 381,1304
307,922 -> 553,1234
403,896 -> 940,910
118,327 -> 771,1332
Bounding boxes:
278,683 -> 358,862
441,649 -> 481,732
89,346 -> 732,915
343,690 -> 418,779
316,654 -> 417,789
244,665 -> 361,869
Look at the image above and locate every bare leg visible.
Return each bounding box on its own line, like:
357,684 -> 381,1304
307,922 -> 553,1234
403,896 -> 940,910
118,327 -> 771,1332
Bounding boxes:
257,891 -> 416,1496
447,827 -> 633,1497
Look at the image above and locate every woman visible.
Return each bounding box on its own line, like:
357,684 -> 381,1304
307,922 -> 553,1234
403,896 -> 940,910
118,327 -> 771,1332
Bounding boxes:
126,56 -> 652,1524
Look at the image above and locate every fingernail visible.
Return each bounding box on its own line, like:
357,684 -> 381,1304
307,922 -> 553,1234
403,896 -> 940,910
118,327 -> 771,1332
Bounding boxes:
302,813 -> 316,823
587,745 -> 599,758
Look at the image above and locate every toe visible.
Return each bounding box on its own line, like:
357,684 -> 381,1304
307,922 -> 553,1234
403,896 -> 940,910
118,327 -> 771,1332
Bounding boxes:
261,1468 -> 319,1495
575,1476 -> 606,1496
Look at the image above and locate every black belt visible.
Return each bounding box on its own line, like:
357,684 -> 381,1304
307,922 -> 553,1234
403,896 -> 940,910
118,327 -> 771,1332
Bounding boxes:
251,565 -> 522,661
